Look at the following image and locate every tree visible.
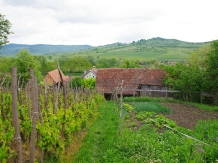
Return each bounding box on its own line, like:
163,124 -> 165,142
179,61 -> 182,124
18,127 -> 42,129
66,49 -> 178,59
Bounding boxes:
0,13 -> 13,48
0,57 -> 14,73
163,63 -> 204,102
95,58 -> 121,68
34,56 -> 49,75
14,50 -> 42,83
63,57 -> 92,74
205,40 -> 218,94
119,59 -> 140,68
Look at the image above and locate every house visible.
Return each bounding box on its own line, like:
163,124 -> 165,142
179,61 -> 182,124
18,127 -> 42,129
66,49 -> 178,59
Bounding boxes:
44,69 -> 69,86
81,67 -> 97,79
95,68 -> 168,99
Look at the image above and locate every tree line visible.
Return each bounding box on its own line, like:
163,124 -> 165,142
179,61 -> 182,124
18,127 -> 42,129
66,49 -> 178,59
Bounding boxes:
163,40 -> 218,104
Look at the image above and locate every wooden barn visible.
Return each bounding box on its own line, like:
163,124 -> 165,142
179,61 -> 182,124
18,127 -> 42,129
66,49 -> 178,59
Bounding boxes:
43,69 -> 69,86
95,68 -> 171,99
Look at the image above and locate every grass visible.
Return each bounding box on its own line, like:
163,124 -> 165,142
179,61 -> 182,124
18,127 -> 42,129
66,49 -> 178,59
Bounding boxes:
130,102 -> 171,114
186,102 -> 218,112
73,101 -> 218,163
123,96 -> 179,103
73,102 -> 120,162
123,96 -> 218,112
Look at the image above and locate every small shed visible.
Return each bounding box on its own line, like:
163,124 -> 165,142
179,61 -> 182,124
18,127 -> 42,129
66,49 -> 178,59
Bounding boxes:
44,69 -> 69,86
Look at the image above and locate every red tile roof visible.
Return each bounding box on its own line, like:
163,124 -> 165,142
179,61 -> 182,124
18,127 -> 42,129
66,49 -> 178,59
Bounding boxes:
46,69 -> 69,84
95,68 -> 164,94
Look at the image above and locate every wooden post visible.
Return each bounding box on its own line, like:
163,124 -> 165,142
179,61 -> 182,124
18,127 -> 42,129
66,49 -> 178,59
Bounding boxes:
57,68 -> 67,109
29,68 -> 38,163
200,92 -> 202,104
119,80 -> 124,135
27,80 -> 31,119
44,77 -> 48,110
85,89 -> 89,109
12,66 -> 22,163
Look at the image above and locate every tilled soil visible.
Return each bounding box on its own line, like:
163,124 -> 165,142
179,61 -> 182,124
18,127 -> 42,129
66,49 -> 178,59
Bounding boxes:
160,102 -> 218,129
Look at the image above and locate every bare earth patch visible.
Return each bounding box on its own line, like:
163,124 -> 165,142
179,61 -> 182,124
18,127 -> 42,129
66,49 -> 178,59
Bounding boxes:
126,102 -> 218,130
160,102 -> 218,129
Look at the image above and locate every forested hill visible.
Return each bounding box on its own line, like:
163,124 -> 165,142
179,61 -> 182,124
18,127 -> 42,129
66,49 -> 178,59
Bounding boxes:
0,44 -> 92,56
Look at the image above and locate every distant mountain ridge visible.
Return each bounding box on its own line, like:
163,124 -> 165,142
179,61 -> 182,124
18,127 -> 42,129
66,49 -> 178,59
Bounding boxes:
0,44 -> 92,56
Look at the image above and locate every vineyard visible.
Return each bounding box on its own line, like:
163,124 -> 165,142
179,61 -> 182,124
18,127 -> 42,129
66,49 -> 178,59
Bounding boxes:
1,67 -> 218,163
0,67 -> 105,162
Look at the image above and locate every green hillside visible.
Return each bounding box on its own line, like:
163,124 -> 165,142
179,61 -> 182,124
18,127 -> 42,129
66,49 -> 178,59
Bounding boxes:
0,37 -> 210,62
48,37 -> 210,62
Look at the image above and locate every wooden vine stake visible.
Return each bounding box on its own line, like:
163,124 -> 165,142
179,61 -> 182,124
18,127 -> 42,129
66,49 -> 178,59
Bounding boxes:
29,68 -> 39,163
119,80 -> 124,135
58,67 -> 67,109
12,66 -> 22,163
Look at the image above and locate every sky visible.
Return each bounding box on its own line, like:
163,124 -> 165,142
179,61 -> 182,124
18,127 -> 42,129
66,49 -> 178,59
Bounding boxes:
0,0 -> 218,46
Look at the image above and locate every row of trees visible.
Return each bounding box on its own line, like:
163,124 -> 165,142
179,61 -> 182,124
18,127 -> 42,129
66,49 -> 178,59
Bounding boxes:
163,40 -> 218,103
59,56 -> 159,74
0,50 -> 149,82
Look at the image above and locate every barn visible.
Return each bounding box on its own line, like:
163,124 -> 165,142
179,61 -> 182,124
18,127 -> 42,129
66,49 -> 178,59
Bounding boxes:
95,68 -> 170,99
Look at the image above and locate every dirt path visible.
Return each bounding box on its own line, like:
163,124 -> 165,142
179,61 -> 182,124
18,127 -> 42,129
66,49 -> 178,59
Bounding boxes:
160,103 -> 218,129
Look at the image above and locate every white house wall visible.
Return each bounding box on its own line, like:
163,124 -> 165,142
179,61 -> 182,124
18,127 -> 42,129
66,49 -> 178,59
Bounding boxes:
84,72 -> 96,78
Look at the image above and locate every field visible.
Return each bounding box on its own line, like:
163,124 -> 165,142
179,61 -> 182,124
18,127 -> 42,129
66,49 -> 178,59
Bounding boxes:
73,98 -> 218,163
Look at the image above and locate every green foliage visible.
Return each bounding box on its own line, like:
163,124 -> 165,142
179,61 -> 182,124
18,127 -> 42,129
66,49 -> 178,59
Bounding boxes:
123,96 -> 164,102
14,49 -> 43,82
205,40 -> 218,93
162,40 -> 218,103
0,86 -> 105,162
0,13 -> 13,48
164,63 -> 204,92
131,102 -> 171,113
95,58 -> 122,68
119,59 -> 140,68
81,78 -> 96,89
34,56 -> 49,75
0,92 -> 15,161
0,57 -> 14,73
61,56 -> 92,74
71,77 -> 96,89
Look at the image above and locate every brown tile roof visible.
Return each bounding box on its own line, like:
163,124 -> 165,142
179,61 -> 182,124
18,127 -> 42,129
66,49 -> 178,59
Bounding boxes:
95,68 -> 165,94
46,69 -> 69,84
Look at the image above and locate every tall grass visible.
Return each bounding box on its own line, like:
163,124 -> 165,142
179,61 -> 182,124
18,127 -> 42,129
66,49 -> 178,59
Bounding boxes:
123,96 -> 178,103
130,102 -> 171,114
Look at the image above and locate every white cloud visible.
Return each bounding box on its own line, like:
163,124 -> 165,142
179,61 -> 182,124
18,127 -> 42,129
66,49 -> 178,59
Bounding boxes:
0,0 -> 218,46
